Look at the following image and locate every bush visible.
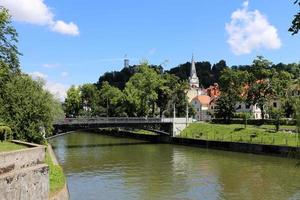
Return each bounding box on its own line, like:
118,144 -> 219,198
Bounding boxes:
0,125 -> 12,141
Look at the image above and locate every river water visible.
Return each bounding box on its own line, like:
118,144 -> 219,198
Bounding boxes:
49,131 -> 300,200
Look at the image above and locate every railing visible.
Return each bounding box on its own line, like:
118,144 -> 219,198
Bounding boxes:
54,117 -> 174,125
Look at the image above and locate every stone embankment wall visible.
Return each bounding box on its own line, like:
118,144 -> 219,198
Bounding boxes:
0,140 -> 49,200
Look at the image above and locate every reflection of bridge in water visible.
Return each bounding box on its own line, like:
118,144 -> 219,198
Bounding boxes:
53,117 -> 192,136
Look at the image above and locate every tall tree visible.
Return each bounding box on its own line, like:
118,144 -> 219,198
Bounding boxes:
80,83 -> 99,116
246,57 -> 274,121
98,81 -> 125,117
289,0 -> 300,35
64,86 -> 81,117
0,7 -> 21,73
2,75 -> 63,143
124,63 -> 162,117
216,68 -> 249,122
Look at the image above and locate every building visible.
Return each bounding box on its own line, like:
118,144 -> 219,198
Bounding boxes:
191,95 -> 211,121
186,55 -> 212,121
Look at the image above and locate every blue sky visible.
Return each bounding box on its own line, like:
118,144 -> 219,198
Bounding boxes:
1,0 -> 299,99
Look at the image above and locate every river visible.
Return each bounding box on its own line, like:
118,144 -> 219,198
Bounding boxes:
49,131 -> 300,200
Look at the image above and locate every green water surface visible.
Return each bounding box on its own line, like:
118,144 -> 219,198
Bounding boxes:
50,132 -> 300,200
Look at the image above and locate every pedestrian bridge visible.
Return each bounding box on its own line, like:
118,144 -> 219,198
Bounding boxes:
53,117 -> 192,136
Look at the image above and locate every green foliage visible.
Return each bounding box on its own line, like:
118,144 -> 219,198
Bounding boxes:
168,60 -> 228,88
0,7 -> 21,73
45,151 -> 66,194
215,93 -> 236,123
124,63 -> 162,117
1,75 -> 62,143
289,0 -> 300,35
64,86 -> 81,117
98,82 -> 125,117
0,124 -> 12,141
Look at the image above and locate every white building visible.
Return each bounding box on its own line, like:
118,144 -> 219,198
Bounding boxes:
191,95 -> 211,121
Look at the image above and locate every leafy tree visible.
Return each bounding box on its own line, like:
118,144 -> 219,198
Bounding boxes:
124,63 -> 162,117
98,81 -> 125,117
215,94 -> 236,123
0,7 -> 21,73
2,75 -> 62,143
64,86 -> 81,117
80,83 -> 99,116
217,68 -> 249,122
289,0 -> 300,35
246,57 -> 274,121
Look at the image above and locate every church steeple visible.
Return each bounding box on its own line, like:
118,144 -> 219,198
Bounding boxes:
189,54 -> 199,88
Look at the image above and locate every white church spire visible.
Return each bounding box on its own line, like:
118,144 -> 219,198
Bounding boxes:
189,54 -> 199,88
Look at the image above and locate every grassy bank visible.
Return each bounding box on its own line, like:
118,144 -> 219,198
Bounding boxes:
45,150 -> 66,195
0,141 -> 25,152
180,123 -> 300,147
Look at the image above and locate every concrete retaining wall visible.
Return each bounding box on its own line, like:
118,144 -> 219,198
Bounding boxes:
0,141 -> 49,200
172,137 -> 300,158
0,164 -> 49,200
88,129 -> 300,158
0,141 -> 45,175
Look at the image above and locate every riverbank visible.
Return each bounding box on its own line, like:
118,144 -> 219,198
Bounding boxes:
180,123 -> 300,147
87,128 -> 300,159
46,144 -> 69,200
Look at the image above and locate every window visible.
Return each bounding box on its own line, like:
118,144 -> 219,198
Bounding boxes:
246,105 -> 250,109
273,102 -> 277,108
197,108 -> 200,112
237,105 -> 241,109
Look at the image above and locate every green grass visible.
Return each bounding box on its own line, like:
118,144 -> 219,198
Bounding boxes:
45,150 -> 66,195
0,141 -> 25,152
180,123 -> 300,147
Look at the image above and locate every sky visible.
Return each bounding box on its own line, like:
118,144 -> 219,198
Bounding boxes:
0,0 -> 299,100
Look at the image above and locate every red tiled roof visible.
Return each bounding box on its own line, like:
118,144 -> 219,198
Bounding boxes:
193,95 -> 211,105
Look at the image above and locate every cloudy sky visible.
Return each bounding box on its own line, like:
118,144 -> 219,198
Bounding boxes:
0,0 -> 299,100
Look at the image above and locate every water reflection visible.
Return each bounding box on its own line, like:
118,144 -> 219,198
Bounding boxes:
50,132 -> 300,200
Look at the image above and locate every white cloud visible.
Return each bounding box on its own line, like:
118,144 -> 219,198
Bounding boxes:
51,21 -> 79,36
45,81 -> 69,101
225,1 -> 281,55
0,0 -> 80,36
29,71 -> 68,101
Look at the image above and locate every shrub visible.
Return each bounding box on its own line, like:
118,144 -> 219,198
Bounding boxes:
0,124 -> 12,141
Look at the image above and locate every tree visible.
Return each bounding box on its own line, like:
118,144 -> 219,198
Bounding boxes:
215,94 -> 236,123
217,68 -> 249,122
124,63 -> 162,117
80,83 -> 99,116
2,75 -> 62,143
289,0 -> 300,35
246,57 -> 274,121
64,86 -> 81,117
98,81 -> 125,117
0,7 -> 21,73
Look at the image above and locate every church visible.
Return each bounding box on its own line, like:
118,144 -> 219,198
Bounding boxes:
186,56 -> 220,121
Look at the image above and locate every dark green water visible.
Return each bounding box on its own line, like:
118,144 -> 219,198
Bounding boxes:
50,132 -> 300,200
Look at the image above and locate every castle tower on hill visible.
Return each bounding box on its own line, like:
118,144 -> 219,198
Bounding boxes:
124,54 -> 129,68
189,55 -> 199,88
